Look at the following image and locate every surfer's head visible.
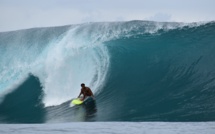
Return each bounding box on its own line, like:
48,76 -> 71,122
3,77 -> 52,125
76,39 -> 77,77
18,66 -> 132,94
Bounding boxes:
81,83 -> 85,87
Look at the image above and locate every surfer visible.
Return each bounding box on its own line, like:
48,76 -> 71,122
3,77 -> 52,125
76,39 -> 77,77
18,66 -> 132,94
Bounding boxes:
78,83 -> 94,101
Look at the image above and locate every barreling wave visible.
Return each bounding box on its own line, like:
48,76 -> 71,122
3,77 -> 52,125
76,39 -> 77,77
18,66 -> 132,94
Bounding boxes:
0,21 -> 215,123
0,24 -> 110,107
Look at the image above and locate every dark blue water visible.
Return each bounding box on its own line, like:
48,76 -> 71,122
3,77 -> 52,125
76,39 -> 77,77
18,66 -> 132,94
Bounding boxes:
0,21 -> 215,123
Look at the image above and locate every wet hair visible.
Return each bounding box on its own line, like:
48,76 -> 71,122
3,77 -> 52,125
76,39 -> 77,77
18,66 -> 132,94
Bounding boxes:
81,83 -> 85,86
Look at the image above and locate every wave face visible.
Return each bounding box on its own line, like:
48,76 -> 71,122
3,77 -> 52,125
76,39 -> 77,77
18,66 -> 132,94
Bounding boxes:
0,21 -> 215,123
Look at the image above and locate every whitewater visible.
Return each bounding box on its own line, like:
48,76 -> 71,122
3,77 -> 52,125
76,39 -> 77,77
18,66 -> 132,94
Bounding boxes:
0,20 -> 215,133
0,24 -> 110,106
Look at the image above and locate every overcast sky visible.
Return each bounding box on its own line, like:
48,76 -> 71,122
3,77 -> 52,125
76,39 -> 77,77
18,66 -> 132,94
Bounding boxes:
0,0 -> 214,32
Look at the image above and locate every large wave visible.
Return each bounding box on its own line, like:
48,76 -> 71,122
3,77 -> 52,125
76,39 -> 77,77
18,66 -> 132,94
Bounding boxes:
0,24 -> 110,106
0,21 -> 215,123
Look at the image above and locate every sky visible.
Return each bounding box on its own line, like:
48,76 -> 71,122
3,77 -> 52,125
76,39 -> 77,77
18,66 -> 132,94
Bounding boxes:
0,0 -> 215,32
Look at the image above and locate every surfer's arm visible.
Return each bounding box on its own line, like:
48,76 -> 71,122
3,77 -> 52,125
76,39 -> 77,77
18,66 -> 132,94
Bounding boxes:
78,89 -> 83,98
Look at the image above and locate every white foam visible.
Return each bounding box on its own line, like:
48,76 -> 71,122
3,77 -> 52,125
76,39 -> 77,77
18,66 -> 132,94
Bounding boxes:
36,26 -> 110,106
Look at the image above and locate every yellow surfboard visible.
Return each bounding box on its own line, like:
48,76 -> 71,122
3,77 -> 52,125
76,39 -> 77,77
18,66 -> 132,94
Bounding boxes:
71,98 -> 83,105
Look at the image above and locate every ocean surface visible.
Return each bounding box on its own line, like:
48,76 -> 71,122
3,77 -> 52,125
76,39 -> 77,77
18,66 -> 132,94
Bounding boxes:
0,21 -> 215,124
1,122 -> 215,134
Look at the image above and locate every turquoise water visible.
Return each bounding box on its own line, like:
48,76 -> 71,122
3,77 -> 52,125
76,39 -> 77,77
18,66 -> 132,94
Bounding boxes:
0,21 -> 215,123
